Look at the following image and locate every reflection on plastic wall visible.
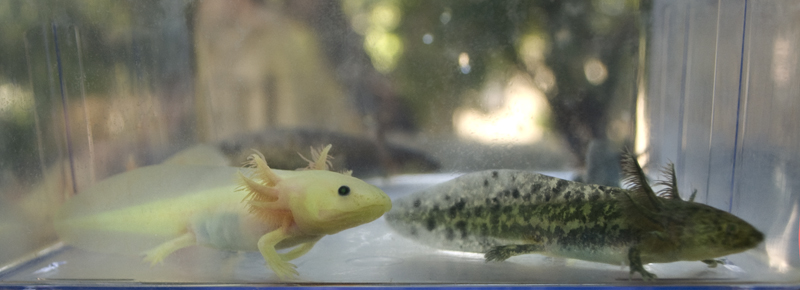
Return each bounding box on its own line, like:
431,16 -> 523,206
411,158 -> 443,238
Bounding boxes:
648,0 -> 800,270
0,1 -> 197,268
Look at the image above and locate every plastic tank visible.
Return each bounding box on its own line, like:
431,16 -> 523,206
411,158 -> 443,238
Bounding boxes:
0,0 -> 797,288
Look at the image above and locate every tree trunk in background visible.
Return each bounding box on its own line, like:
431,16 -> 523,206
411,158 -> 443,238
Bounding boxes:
193,0 -> 365,142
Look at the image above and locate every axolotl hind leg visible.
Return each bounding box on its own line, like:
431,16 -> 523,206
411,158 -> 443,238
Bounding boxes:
142,232 -> 197,265
485,244 -> 545,262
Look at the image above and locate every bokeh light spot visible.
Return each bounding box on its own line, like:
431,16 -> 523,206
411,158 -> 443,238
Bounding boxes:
423,33 -> 433,44
584,58 -> 608,85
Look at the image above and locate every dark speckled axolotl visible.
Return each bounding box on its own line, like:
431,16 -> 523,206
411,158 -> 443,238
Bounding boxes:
385,151 -> 763,280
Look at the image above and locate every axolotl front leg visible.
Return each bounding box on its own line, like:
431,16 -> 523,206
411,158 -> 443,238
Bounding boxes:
255,216 -> 323,280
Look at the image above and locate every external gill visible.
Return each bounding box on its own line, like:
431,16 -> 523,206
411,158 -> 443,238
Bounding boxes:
297,144 -> 353,176
654,163 -> 698,202
237,151 -> 283,220
621,150 -> 662,210
655,163 -> 681,200
239,145 -> 341,219
620,150 -> 666,228
298,144 -> 333,170
619,151 -> 694,223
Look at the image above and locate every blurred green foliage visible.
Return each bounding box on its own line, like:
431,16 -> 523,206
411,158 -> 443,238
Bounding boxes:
2,0 -> 195,98
345,0 -> 648,161
0,0 -> 648,184
0,0 -> 194,184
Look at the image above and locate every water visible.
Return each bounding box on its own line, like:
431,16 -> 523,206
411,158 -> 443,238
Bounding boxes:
0,0 -> 798,287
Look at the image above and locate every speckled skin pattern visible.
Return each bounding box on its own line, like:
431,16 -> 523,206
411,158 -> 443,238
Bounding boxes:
385,167 -> 764,280
386,170 -> 636,258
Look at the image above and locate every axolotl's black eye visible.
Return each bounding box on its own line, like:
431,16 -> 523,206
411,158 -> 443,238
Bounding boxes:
338,185 -> 351,196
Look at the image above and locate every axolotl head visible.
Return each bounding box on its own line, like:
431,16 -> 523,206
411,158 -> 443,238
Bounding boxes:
621,155 -> 763,263
644,198 -> 764,263
239,145 -> 392,236
286,170 -> 392,235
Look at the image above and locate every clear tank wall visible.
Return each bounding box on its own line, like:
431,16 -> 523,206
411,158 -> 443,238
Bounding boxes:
646,0 -> 800,277
0,0 -> 797,287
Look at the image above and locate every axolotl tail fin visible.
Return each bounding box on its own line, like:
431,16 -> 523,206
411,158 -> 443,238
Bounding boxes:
54,164 -> 241,255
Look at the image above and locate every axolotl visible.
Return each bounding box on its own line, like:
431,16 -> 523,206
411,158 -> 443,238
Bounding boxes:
386,151 -> 763,279
55,145 -> 392,280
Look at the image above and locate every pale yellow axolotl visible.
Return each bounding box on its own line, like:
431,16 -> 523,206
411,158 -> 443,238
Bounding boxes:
55,145 -> 392,280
